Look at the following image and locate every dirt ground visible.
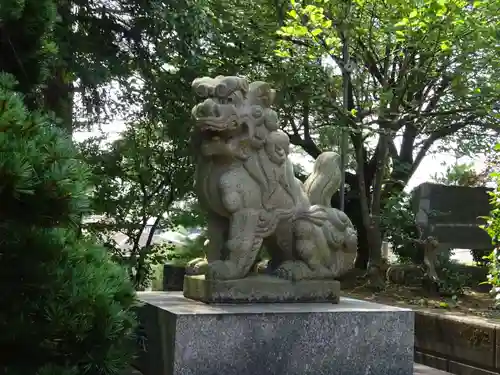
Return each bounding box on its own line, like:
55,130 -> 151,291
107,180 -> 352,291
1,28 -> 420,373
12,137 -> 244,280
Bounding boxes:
341,278 -> 500,320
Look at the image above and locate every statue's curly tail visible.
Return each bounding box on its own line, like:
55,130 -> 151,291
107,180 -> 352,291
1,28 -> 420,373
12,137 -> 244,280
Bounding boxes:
303,151 -> 342,207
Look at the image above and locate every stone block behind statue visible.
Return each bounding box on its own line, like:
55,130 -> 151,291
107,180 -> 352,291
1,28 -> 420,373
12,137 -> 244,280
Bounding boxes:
184,75 -> 358,303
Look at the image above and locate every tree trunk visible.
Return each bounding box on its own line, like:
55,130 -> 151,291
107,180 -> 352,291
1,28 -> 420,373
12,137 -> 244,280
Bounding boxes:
43,67 -> 74,134
368,133 -> 389,267
345,197 -> 370,269
350,128 -> 389,289
43,0 -> 74,135
365,132 -> 389,289
333,177 -> 372,269
353,134 -> 377,259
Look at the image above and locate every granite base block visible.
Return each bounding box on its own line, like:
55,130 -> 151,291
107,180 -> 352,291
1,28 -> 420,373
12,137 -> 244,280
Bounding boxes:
136,292 -> 414,375
183,274 -> 341,303
126,364 -> 451,375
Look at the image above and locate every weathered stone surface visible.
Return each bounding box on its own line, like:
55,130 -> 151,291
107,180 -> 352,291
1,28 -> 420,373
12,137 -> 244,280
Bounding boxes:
411,183 -> 493,250
126,364 -> 452,375
494,325 -> 500,370
413,364 -> 451,375
414,351 -> 448,372
448,361 -> 498,375
136,292 -> 414,375
415,310 -> 496,369
183,274 -> 340,303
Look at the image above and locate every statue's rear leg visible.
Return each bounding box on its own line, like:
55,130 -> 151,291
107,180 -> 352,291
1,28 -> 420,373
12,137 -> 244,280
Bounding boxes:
275,219 -> 333,280
256,220 -> 295,274
206,209 -> 263,280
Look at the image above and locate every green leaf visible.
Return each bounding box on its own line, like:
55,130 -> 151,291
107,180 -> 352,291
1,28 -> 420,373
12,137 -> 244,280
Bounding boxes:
288,9 -> 298,19
275,49 -> 291,57
409,10 -> 418,18
395,18 -> 409,27
322,19 -> 332,28
436,7 -> 447,17
304,5 -> 319,13
440,41 -> 451,51
311,28 -> 322,36
279,26 -> 296,36
282,25 -> 310,37
325,36 -> 338,46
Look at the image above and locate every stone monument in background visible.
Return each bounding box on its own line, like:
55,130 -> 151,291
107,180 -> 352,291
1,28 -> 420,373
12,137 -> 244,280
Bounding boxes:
412,182 -> 493,251
135,76 -> 415,375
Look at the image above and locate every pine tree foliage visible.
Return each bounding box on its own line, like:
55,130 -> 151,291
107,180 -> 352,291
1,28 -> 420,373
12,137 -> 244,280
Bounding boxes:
0,73 -> 138,375
0,0 -> 58,109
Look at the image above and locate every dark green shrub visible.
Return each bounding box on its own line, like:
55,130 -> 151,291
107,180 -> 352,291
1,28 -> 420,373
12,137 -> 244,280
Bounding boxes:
435,260 -> 472,297
162,235 -> 208,266
471,248 -> 491,266
381,193 -> 422,264
482,144 -> 500,306
0,74 -> 138,375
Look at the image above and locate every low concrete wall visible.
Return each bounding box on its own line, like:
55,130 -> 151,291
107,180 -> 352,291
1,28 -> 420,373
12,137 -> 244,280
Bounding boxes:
414,309 -> 500,374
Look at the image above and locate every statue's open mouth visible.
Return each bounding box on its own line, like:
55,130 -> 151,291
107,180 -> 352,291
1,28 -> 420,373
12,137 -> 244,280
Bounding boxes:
199,122 -> 247,158
198,119 -> 240,134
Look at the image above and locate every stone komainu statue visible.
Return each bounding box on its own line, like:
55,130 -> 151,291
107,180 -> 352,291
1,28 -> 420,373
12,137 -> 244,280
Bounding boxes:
187,75 -> 358,281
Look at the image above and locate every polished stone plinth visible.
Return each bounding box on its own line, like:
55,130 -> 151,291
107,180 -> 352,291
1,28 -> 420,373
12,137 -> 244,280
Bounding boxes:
126,364 -> 451,375
135,292 -> 414,375
183,274 -> 340,303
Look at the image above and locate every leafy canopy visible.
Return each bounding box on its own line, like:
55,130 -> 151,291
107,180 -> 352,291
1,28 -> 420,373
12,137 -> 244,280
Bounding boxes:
277,0 -> 499,158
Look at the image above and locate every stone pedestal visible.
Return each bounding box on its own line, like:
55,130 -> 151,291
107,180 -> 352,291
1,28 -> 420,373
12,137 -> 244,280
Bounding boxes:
136,292 -> 414,375
183,274 -> 340,303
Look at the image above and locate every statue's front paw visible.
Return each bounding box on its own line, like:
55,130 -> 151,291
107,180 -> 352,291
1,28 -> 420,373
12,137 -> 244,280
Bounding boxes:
186,257 -> 208,275
206,260 -> 240,280
274,261 -> 312,281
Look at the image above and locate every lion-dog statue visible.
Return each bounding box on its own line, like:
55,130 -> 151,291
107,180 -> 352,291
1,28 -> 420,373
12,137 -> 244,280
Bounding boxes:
186,75 -> 358,281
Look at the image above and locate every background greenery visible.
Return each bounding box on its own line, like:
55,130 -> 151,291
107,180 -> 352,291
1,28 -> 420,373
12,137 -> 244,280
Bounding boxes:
0,2 -> 499,371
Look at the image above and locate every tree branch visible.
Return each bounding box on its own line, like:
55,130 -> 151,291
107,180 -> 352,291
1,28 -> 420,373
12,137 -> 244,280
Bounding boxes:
388,140 -> 399,159
357,38 -> 384,86
412,118 -> 472,174
283,114 -> 322,159
420,107 -> 476,117
302,100 -> 312,141
399,122 -> 418,165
